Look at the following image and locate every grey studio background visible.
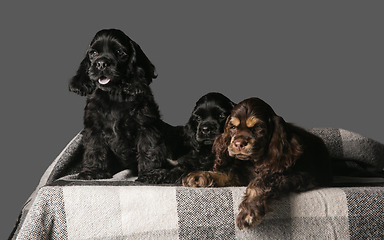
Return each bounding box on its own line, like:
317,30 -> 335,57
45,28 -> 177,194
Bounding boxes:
1,1 -> 383,238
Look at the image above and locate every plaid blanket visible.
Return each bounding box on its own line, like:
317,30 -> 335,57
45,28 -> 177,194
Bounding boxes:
9,128 -> 384,239
309,128 -> 384,177
11,183 -> 384,239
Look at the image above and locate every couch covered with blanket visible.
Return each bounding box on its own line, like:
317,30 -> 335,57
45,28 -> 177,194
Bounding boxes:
9,128 -> 384,239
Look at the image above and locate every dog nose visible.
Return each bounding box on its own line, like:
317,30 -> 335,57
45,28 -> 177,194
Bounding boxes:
201,122 -> 217,135
96,59 -> 109,70
234,139 -> 248,151
201,126 -> 212,135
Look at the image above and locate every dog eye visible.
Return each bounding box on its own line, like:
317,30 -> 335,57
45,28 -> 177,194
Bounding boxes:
219,113 -> 226,119
116,49 -> 126,56
229,126 -> 236,130
196,116 -> 202,121
89,50 -> 98,57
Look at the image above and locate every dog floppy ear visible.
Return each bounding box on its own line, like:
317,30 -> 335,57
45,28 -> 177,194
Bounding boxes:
265,115 -> 302,172
212,132 -> 233,170
129,40 -> 157,84
184,118 -> 200,151
212,116 -> 233,168
69,54 -> 96,96
229,100 -> 236,109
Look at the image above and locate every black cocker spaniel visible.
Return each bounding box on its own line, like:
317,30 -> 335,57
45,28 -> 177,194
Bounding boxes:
69,29 -> 184,183
164,92 -> 235,184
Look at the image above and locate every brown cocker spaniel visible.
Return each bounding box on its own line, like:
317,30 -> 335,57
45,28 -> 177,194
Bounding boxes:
183,97 -> 332,229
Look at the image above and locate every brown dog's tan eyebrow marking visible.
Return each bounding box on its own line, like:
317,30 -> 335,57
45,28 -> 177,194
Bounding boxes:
230,117 -> 240,127
246,116 -> 259,128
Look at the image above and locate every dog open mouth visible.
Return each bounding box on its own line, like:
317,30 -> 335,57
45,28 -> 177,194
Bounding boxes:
98,77 -> 111,85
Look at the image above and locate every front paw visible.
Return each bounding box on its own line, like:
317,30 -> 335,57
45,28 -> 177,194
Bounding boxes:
78,171 -> 111,180
162,168 -> 184,185
136,169 -> 168,184
236,199 -> 273,230
182,171 -> 215,187
236,208 -> 264,230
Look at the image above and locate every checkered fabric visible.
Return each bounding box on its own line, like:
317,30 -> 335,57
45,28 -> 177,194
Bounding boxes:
9,128 -> 384,239
310,128 -> 384,176
12,182 -> 384,239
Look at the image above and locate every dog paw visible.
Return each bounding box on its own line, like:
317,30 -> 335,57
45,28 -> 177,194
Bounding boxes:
236,209 -> 264,230
182,171 -> 215,187
162,169 -> 184,185
236,198 -> 274,230
78,171 -> 111,180
136,169 -> 168,184
136,175 -> 161,184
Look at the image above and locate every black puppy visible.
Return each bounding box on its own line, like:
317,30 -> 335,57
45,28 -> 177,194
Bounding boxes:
69,29 -> 181,182
164,92 -> 235,184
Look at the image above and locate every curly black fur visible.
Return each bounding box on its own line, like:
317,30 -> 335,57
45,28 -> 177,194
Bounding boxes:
69,29 -> 184,183
164,92 -> 235,184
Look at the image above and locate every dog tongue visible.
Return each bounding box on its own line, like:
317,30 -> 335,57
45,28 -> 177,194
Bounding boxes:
98,77 -> 111,85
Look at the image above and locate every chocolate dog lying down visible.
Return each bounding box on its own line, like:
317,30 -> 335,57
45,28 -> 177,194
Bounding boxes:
183,97 -> 332,229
